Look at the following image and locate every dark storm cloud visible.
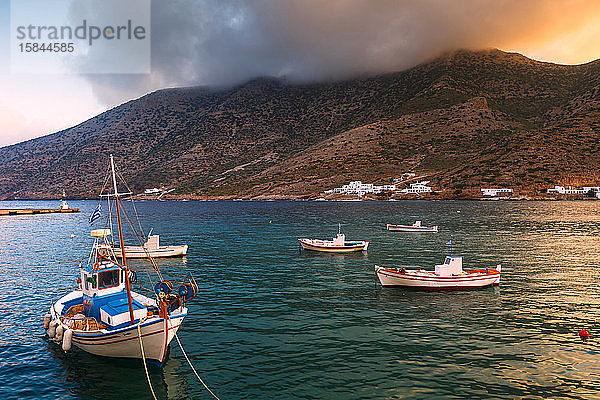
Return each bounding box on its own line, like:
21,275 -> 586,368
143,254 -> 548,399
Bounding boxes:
85,0 -> 600,105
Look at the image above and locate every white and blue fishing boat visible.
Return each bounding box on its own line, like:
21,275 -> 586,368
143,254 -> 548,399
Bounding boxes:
43,155 -> 197,364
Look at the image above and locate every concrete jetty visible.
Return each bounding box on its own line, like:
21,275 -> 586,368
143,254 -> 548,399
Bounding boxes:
0,208 -> 80,216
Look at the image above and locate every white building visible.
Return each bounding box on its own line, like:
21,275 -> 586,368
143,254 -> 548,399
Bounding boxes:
582,186 -> 600,194
324,181 -> 397,197
394,173 -> 416,183
547,185 -> 586,195
398,181 -> 433,194
481,188 -> 513,196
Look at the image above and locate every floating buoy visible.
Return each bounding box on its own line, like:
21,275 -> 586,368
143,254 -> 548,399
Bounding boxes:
48,320 -> 57,338
579,328 -> 590,339
55,324 -> 64,342
62,329 -> 73,351
70,234 -> 75,238
43,313 -> 52,330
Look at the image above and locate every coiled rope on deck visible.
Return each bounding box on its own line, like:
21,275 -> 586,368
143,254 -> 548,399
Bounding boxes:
137,322 -> 158,400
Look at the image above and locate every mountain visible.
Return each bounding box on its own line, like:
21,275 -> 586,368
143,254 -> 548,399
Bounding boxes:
2,49 -> 600,199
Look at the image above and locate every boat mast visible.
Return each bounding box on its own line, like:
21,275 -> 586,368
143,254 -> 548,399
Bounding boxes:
110,155 -> 135,325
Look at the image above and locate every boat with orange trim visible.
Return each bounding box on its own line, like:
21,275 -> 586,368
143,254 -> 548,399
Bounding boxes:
299,224 -> 369,253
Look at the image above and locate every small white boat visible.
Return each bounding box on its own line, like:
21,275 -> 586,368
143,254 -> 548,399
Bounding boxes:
115,230 -> 188,259
299,225 -> 369,253
375,255 -> 501,289
60,190 -> 71,210
387,220 -> 438,232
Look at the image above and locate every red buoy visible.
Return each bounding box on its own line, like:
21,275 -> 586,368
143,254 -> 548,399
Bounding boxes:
579,328 -> 590,339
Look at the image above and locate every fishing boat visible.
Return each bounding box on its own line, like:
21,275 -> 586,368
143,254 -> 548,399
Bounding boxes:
299,225 -> 369,253
375,254 -> 501,289
386,220 -> 438,232
43,155 -> 197,364
114,229 -> 188,259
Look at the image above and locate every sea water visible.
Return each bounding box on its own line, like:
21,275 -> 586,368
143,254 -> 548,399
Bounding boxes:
1,200 -> 600,399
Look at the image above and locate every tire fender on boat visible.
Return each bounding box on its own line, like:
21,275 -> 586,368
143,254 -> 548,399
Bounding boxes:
62,329 -> 73,352
48,320 -> 58,338
55,324 -> 64,342
43,313 -> 52,330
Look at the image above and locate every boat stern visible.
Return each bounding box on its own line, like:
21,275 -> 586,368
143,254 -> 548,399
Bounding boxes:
493,264 -> 502,286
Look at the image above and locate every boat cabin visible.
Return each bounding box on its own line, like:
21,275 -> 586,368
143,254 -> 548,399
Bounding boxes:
332,233 -> 346,245
434,255 -> 464,276
143,234 -> 160,250
76,229 -> 148,329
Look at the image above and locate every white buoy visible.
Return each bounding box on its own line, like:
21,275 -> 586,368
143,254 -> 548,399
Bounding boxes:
55,324 -> 64,342
43,313 -> 52,330
62,329 -> 73,351
70,234 -> 75,238
48,320 -> 57,338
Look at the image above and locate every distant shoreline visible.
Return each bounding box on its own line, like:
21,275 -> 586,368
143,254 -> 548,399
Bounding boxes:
1,195 -> 598,202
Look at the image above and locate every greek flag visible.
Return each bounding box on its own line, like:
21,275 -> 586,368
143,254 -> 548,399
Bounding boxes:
89,203 -> 102,224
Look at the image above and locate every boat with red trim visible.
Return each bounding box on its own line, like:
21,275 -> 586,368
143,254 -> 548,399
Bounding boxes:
386,220 -> 438,232
299,225 -> 369,253
43,155 -> 197,364
375,255 -> 501,289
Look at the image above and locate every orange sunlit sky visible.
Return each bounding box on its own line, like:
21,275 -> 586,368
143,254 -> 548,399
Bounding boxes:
1,0 -> 600,148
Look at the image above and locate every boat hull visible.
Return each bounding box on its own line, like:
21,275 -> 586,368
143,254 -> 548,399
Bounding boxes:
49,291 -> 186,363
375,266 -> 500,289
69,314 -> 185,362
115,245 -> 188,258
299,239 -> 368,253
387,224 -> 438,232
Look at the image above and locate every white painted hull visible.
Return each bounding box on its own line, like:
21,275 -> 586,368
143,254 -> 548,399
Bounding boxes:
49,291 -> 186,363
375,266 -> 500,289
387,224 -> 438,232
70,314 -> 185,362
115,245 -> 188,258
299,239 -> 369,252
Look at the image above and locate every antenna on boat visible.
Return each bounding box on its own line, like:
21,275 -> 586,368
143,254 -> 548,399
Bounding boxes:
110,154 -> 136,325
338,223 -> 341,234
445,236 -> 453,256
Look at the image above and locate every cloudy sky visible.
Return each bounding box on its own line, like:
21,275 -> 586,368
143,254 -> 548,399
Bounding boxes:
1,0 -> 600,147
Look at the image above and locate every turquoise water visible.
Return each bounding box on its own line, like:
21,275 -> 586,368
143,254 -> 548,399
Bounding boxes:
1,200 -> 600,399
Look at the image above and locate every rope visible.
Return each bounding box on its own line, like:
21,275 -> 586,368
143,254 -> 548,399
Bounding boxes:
120,200 -> 164,280
137,322 -> 158,400
173,330 -> 221,400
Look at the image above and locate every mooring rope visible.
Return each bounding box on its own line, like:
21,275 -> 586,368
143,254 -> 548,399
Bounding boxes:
137,322 -> 158,400
173,329 -> 221,400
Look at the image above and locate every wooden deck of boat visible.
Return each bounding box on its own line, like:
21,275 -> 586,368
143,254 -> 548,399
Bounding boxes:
0,208 -> 80,215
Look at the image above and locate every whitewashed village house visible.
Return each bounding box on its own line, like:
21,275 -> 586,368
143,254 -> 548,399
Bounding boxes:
397,181 -> 433,194
481,188 -> 513,196
324,181 -> 397,197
